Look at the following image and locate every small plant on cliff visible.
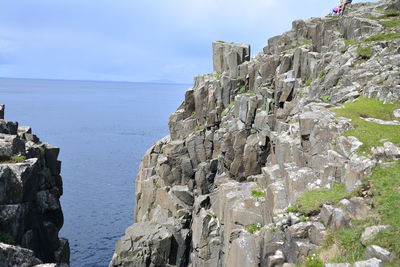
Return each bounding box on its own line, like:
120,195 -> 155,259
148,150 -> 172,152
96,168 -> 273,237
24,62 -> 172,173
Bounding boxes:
221,111 -> 229,117
304,77 -> 313,87
238,87 -> 246,94
319,71 -> 326,78
0,231 -> 14,244
228,102 -> 235,109
302,254 -> 323,267
287,206 -> 299,213
0,155 -> 26,163
250,129 -> 257,135
236,76 -> 245,82
251,190 -> 264,198
357,46 -> 373,59
246,224 -> 262,234
321,95 -> 331,104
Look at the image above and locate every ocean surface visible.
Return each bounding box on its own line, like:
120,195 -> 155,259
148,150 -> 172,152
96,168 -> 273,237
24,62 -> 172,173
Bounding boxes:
0,78 -> 189,266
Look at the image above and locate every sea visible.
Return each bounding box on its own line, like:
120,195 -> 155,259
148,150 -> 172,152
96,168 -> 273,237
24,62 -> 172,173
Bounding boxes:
0,78 -> 189,266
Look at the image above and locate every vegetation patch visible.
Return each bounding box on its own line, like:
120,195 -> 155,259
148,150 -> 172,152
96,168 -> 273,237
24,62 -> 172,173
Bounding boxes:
357,46 -> 373,59
304,77 -> 313,87
246,224 -> 262,234
221,111 -> 229,117
294,184 -> 349,215
319,71 -> 326,78
365,32 -> 400,42
302,254 -> 324,267
0,231 -> 14,244
379,19 -> 400,28
333,97 -> 400,154
321,95 -> 331,104
364,161 -> 400,263
0,155 -> 26,163
296,40 -> 313,48
251,190 -> 264,198
228,102 -> 234,109
238,87 -> 246,94
341,39 -> 359,53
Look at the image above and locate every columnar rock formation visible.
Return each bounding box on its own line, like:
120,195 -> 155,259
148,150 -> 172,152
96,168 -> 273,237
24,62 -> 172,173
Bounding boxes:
0,105 -> 69,265
111,0 -> 400,266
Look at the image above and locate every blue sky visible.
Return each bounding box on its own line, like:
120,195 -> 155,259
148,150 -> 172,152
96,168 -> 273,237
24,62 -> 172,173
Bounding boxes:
0,0 -> 376,83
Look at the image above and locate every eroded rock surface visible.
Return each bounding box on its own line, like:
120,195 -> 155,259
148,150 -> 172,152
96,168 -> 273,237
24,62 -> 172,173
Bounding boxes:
0,105 -> 69,265
111,0 -> 400,266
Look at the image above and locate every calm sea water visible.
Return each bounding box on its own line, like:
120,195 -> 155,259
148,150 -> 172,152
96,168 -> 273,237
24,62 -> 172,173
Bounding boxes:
0,78 -> 188,266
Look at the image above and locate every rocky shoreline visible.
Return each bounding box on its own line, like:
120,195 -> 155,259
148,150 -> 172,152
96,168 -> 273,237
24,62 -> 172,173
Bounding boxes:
0,105 -> 69,266
110,0 -> 400,266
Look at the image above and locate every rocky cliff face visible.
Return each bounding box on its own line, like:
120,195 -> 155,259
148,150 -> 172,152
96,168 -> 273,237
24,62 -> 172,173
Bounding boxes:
0,105 -> 69,266
111,0 -> 400,266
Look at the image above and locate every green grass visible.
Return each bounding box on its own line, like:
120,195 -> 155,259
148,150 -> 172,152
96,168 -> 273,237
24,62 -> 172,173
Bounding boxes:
319,71 -> 326,78
365,32 -> 400,42
357,46 -> 373,59
251,190 -> 264,198
304,77 -> 313,87
379,20 -> 400,28
321,95 -> 331,104
236,76 -> 245,82
294,184 -> 349,215
238,87 -> 246,94
0,155 -> 26,163
0,231 -> 14,244
341,39 -> 359,53
191,111 -> 196,116
221,111 -> 229,117
333,97 -> 400,154
332,221 -> 367,263
302,255 -> 324,267
296,40 -> 313,48
228,103 -> 234,109
364,161 -> 400,264
246,224 -> 262,234
287,206 -> 299,213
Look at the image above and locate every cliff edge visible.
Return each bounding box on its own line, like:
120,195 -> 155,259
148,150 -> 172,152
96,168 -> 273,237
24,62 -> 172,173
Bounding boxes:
0,105 -> 69,266
111,0 -> 400,266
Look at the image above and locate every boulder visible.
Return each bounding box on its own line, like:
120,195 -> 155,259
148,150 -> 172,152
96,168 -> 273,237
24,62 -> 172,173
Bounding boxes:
0,242 -> 42,267
353,258 -> 383,267
0,105 -> 4,120
361,225 -> 392,245
364,245 -> 393,263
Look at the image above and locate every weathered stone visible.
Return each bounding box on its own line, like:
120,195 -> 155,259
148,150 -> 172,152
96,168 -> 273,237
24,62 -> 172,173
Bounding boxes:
320,204 -> 334,227
213,41 -> 250,77
0,134 -> 25,157
353,258 -> 383,267
309,222 -> 327,246
365,245 -> 393,263
339,197 -> 371,220
287,222 -> 312,238
266,250 -> 285,267
0,242 -> 42,267
226,234 -> 258,267
0,105 -> 4,120
331,208 -> 350,231
361,225 -> 392,245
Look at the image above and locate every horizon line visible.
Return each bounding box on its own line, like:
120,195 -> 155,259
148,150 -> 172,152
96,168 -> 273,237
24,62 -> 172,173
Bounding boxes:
0,76 -> 193,86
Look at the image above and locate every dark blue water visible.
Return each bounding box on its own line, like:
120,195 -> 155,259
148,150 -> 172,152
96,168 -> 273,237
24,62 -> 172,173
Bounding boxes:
0,78 -> 188,266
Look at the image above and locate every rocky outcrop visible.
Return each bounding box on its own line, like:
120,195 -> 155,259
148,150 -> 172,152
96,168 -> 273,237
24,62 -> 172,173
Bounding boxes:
0,105 -> 69,265
111,0 -> 400,266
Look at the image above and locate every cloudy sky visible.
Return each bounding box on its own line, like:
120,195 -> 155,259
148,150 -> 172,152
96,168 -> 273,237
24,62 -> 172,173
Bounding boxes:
0,0 -> 375,83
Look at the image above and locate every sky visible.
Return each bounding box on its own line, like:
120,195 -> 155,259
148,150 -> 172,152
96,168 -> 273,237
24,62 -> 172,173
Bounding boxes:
0,0 -> 376,84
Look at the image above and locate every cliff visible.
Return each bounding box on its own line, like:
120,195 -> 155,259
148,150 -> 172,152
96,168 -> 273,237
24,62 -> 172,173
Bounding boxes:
111,0 -> 400,266
0,105 -> 69,266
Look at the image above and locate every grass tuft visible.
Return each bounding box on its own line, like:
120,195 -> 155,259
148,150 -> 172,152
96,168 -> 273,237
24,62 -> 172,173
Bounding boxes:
357,46 -> 373,59
251,190 -> 264,198
246,224 -> 262,234
295,184 -> 349,215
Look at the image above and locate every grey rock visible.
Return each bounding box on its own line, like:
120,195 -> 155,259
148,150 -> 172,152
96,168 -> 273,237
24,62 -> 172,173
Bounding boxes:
331,208 -> 350,231
339,197 -> 371,220
0,105 -> 4,120
287,222 -> 313,238
309,222 -> 327,246
361,225 -> 392,245
212,41 -> 250,77
320,204 -> 334,227
365,245 -> 393,263
393,109 -> 400,118
0,242 -> 42,267
354,258 -> 383,267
